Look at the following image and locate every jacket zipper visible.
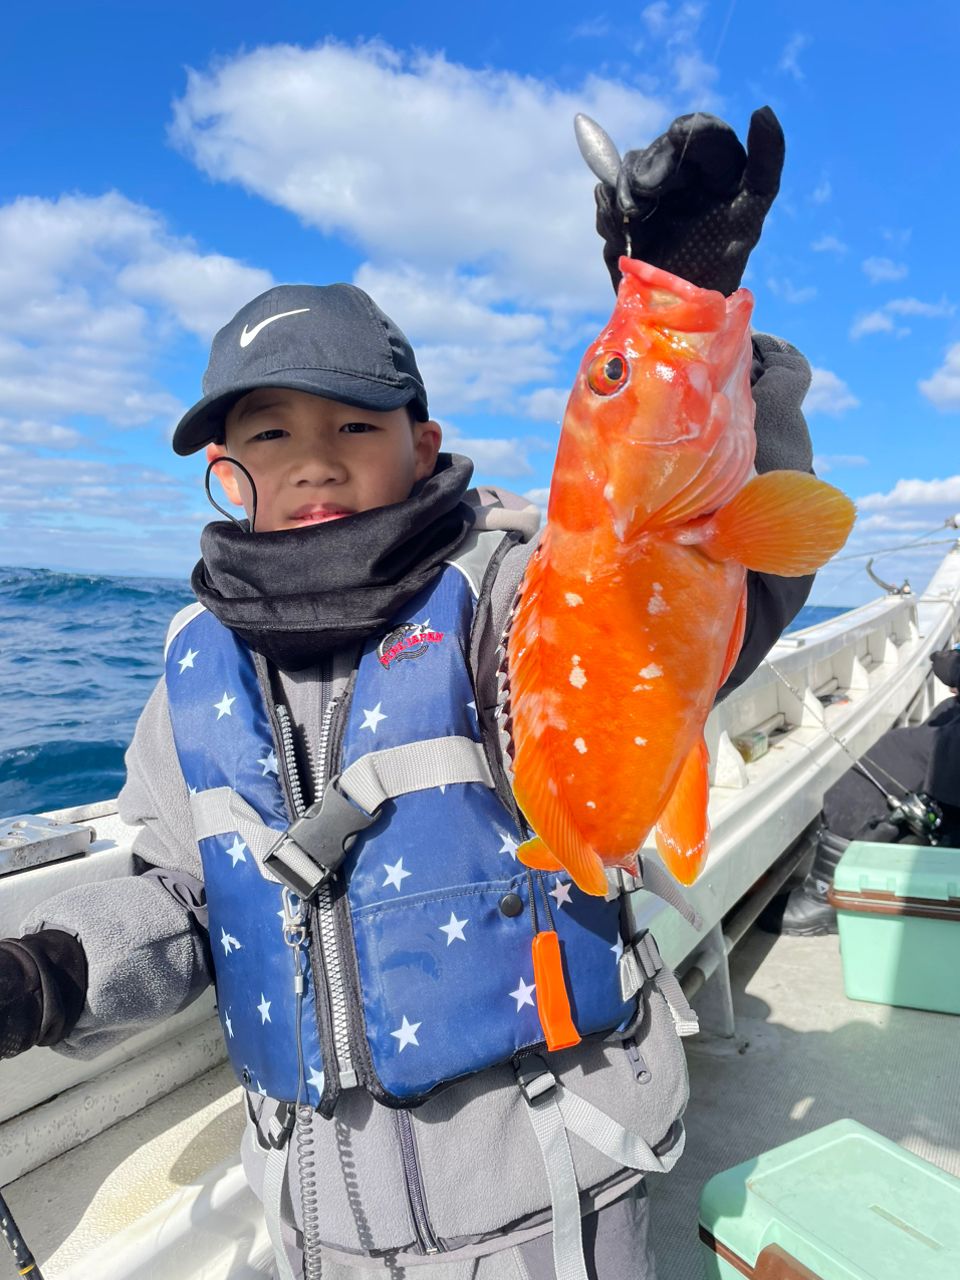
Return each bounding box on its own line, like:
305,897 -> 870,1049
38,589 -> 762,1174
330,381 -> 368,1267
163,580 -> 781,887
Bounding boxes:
395,1110 -> 441,1254
312,694 -> 358,1089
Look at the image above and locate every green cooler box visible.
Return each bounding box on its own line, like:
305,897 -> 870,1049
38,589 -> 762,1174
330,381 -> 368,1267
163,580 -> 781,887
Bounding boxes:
827,841 -> 960,1014
699,1119 -> 960,1279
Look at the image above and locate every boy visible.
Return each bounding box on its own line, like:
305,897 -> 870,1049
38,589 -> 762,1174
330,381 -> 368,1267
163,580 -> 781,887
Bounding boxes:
0,108 -> 815,1278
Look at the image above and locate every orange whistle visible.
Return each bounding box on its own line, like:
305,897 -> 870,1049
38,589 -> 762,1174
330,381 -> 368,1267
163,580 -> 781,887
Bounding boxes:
531,930 -> 581,1051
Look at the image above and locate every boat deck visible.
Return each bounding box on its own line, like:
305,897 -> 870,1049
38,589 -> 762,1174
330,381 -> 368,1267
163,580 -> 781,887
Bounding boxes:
650,925 -> 960,1280
6,919 -> 959,1277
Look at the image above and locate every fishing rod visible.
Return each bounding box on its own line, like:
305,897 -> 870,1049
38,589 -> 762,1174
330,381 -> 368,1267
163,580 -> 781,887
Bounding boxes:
0,1189 -> 42,1278
764,664 -> 943,843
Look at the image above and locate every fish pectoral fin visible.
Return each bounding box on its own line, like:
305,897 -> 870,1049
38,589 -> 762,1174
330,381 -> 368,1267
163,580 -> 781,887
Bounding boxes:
518,834 -> 608,897
717,586 -> 748,690
701,471 -> 856,575
655,737 -> 710,886
517,837 -> 564,872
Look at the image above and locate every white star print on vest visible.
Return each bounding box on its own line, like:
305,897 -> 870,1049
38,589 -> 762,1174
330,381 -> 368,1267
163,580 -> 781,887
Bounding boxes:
164,534 -> 634,1109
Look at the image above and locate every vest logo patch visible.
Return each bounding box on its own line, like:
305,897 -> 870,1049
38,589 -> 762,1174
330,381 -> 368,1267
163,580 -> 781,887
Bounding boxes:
378,619 -> 444,669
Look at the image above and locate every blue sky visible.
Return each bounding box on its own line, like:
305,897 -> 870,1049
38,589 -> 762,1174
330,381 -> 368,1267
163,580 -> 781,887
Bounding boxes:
1,0 -> 958,604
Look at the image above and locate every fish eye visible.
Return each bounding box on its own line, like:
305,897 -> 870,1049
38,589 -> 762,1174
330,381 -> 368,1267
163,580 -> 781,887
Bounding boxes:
587,351 -> 629,396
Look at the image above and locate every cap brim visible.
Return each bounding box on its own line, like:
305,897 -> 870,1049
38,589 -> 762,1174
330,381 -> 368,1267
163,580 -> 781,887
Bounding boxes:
173,369 -> 428,455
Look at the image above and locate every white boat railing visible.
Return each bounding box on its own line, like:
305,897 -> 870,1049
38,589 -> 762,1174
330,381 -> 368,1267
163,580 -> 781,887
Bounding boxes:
2,546 -> 960,1277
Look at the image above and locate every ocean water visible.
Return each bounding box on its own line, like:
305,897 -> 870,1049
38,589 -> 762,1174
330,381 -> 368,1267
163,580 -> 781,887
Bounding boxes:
0,565 -> 849,817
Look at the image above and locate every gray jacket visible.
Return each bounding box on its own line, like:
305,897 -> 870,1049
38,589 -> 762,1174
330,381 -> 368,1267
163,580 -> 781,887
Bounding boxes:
23,334 -> 815,1263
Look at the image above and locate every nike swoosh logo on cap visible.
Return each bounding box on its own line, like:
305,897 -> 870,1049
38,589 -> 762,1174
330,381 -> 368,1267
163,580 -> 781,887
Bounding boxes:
239,308 -> 311,348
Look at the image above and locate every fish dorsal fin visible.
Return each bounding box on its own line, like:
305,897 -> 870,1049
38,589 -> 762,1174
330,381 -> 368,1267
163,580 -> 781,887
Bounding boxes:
655,737 -> 710,886
701,471 -> 855,575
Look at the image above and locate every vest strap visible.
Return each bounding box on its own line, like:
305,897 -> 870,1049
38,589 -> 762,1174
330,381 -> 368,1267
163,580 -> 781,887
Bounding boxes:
515,1056 -> 686,1280
618,930 -> 700,1038
606,858 -> 704,932
515,1057 -> 587,1280
339,735 -> 494,812
262,1129 -> 297,1280
189,735 -> 495,895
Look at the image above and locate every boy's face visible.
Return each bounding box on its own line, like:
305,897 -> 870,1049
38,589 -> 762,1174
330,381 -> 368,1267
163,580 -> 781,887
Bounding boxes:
206,388 -> 442,532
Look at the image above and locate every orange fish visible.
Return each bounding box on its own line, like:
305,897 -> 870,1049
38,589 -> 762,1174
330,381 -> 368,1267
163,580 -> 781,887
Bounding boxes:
502,257 -> 855,897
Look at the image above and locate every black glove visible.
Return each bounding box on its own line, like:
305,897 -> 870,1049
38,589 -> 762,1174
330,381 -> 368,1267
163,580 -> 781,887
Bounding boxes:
0,930 -> 88,1058
595,107 -> 784,295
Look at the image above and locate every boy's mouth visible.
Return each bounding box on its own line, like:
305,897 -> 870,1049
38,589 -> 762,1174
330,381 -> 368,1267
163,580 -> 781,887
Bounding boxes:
290,504 -> 354,525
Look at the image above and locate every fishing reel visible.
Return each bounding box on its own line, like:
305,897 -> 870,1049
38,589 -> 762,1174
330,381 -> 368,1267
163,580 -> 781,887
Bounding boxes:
886,791 -> 943,844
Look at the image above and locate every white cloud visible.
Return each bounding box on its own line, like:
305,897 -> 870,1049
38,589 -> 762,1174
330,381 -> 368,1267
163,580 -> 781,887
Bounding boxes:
522,387 -> 569,421
919,343 -> 960,411
811,177 -> 831,205
441,423 -> 540,478
885,296 -> 954,318
811,234 -> 847,254
850,310 -> 894,339
353,262 -> 560,414
779,33 -> 811,81
858,475 -> 960,511
804,367 -> 859,415
0,419 -> 84,448
117,252 -> 273,340
169,40 -> 673,312
810,473 -> 960,605
767,277 -> 817,304
862,256 -> 908,284
642,3 -> 670,35
673,50 -> 718,99
813,454 -> 869,473
571,17 -> 611,38
0,192 -> 272,429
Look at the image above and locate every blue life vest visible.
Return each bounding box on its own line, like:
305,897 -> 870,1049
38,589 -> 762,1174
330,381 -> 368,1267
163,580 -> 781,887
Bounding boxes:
164,532 -> 635,1110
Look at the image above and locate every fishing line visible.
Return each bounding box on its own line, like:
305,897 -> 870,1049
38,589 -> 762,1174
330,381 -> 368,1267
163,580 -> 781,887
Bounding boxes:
830,536 -> 956,564
763,662 -> 915,802
710,0 -> 739,65
810,524 -> 956,604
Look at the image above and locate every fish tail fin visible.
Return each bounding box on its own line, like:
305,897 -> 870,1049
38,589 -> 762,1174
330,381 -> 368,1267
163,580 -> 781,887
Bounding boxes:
703,471 -> 855,575
655,737 -> 710,886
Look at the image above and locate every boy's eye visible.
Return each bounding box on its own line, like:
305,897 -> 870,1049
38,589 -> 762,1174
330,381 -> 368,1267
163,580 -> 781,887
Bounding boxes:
342,421 -> 376,434
250,428 -> 287,442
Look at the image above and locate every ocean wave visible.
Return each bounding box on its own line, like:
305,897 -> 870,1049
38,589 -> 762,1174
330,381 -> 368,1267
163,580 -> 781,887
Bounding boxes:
0,563 -> 848,816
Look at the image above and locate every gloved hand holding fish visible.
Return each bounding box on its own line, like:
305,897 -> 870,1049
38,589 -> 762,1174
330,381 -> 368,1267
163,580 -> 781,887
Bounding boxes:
499,116 -> 855,898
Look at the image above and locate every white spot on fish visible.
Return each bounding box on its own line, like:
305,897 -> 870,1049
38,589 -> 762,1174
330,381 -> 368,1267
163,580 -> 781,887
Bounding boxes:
569,655 -> 587,689
565,592 -> 583,608
548,779 -> 558,796
603,483 -> 615,501
634,737 -> 647,746
574,738 -> 587,754
584,571 -> 594,584
647,583 -> 668,615
586,801 -> 597,810
639,663 -> 663,679
632,683 -> 651,692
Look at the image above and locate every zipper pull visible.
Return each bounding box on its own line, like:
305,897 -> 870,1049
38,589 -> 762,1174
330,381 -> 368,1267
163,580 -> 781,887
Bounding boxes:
531,931 -> 580,1052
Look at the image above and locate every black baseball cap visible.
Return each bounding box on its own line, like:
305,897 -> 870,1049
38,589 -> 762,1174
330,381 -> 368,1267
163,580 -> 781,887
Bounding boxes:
172,283 -> 429,456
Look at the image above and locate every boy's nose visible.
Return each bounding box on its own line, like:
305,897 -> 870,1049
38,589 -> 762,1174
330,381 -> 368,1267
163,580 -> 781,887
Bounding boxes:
288,445 -> 347,486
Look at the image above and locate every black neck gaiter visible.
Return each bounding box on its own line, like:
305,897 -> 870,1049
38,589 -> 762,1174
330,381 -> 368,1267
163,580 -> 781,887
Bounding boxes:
192,453 -> 475,671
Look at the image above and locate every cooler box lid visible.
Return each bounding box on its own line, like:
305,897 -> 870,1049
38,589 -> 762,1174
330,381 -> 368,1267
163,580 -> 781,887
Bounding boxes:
830,842 -> 960,918
699,1119 -> 960,1279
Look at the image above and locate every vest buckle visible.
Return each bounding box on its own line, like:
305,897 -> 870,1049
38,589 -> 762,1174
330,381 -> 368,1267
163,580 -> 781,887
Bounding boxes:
514,1054 -> 558,1104
264,775 -> 380,899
